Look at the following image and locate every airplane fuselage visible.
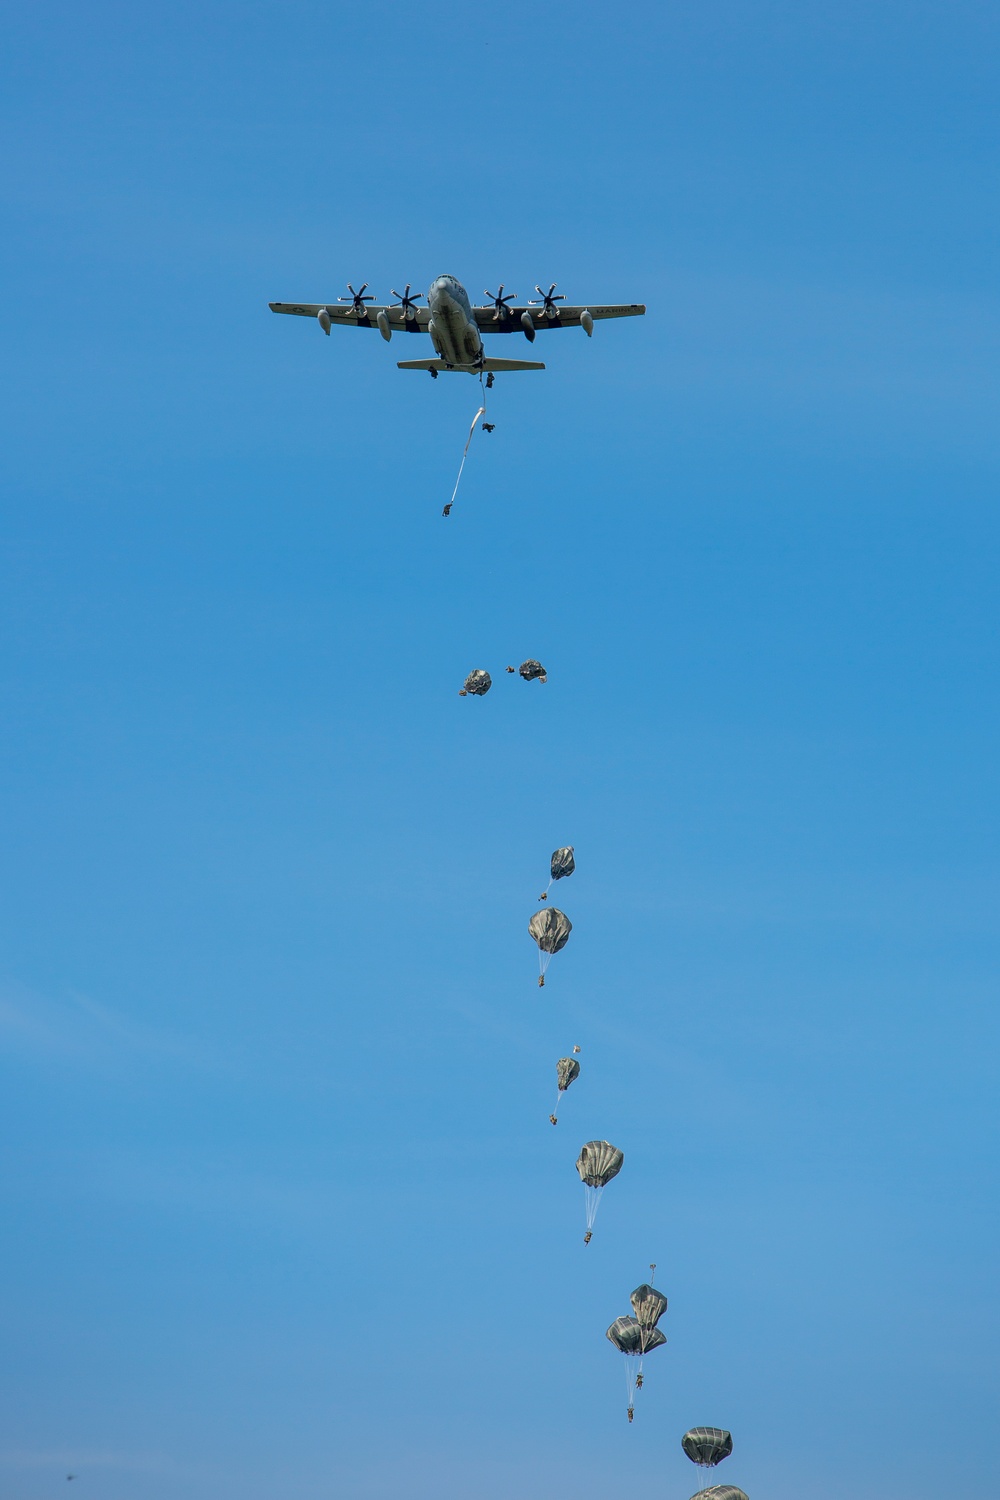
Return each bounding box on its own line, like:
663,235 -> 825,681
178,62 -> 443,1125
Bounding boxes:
426,274 -> 483,370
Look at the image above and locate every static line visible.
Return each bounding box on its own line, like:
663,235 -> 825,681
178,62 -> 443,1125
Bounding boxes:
442,406 -> 486,517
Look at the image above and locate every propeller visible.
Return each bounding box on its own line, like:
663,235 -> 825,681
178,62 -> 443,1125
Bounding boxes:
485,285 -> 518,320
529,283 -> 566,319
391,284 -> 424,320
338,282 -> 375,317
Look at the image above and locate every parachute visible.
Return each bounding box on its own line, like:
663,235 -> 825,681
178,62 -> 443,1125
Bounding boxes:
630,1282 -> 668,1337
682,1430 -> 733,1469
528,907 -> 572,986
606,1314 -> 666,1420
518,659 -> 547,682
460,669 -> 492,697
627,1282 -> 667,1394
606,1315 -> 652,1356
576,1139 -> 623,1242
550,1056 -> 580,1125
539,845 -> 575,901
556,1056 -> 580,1091
688,1489 -> 748,1500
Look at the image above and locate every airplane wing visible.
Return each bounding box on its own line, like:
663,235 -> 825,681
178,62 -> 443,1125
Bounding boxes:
472,303 -> 645,332
269,302 -> 431,329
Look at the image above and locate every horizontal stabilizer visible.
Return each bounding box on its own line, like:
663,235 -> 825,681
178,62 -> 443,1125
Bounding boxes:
482,358 -> 546,372
396,357 -> 546,373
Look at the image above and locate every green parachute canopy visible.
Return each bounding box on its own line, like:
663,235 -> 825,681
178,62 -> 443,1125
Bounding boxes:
529,907 -> 572,954
576,1140 -> 624,1187
540,846 -> 575,901
682,1430 -> 733,1468
631,1283 -> 668,1329
606,1316 -> 666,1356
556,1057 -> 581,1092
689,1489 -> 747,1500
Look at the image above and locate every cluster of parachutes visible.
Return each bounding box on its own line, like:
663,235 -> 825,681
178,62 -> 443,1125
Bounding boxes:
524,848 -> 626,1239
530,845 -> 575,985
606,1278 -> 668,1420
523,846 -> 747,1496
459,660 -> 548,695
527,849 -> 619,1238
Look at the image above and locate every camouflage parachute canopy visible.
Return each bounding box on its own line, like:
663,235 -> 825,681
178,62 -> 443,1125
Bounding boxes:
550,846 -> 576,882
556,1057 -> 581,1092
576,1139 -> 624,1187
682,1430 -> 733,1468
461,669 -> 492,696
528,907 -> 572,954
519,659 -> 546,681
606,1315 -> 667,1356
631,1283 -> 668,1327
688,1488 -> 747,1500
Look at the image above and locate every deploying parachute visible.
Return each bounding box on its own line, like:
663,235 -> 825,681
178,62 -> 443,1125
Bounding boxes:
550,1055 -> 580,1125
528,907 -> 572,986
606,1315 -> 666,1421
576,1139 -> 623,1242
518,659 -> 547,682
682,1430 -> 733,1469
688,1490 -> 748,1500
539,845 -> 575,901
504,660 -> 547,681
459,669 -> 492,697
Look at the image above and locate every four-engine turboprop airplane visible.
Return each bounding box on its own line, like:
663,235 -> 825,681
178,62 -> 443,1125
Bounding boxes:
269,274 -> 645,377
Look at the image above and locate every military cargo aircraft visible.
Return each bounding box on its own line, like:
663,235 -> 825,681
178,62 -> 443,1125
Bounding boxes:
269,274 -> 645,378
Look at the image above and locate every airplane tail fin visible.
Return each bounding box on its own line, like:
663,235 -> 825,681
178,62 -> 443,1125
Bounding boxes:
396,358 -> 546,373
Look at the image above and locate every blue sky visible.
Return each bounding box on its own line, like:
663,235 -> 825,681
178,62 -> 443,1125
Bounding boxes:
1,2 -> 998,1497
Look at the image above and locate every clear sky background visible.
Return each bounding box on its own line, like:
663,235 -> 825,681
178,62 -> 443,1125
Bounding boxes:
1,2 -> 998,1498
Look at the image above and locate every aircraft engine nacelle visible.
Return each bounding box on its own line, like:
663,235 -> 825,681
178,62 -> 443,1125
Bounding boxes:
317,308 -> 332,335
581,309 -> 594,337
521,311 -> 536,342
376,310 -> 392,342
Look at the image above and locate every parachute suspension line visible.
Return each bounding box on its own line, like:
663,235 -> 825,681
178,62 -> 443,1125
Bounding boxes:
442,404 -> 486,517
584,1183 -> 604,1231
624,1356 -> 636,1416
